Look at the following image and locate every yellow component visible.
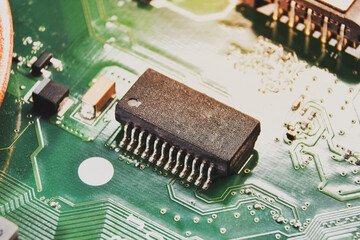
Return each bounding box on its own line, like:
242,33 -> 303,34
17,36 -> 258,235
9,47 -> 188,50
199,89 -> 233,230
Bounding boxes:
80,76 -> 116,119
288,1 -> 296,28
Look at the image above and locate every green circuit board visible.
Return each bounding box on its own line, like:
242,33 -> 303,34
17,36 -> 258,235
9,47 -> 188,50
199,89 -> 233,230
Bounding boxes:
1,0 -> 360,239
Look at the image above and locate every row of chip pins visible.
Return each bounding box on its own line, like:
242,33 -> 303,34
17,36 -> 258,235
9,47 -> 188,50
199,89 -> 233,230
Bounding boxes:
117,125 -> 214,190
124,127 -> 160,163
119,122 -> 130,148
148,137 -> 160,163
156,142 -> 168,167
179,153 -> 191,178
164,146 -> 175,170
134,130 -> 145,155
172,150 -> 183,174
126,127 -> 139,151
272,0 -> 350,52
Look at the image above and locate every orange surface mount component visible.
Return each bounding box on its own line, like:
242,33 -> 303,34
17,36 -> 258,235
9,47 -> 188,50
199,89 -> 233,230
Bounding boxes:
80,76 -> 116,119
0,0 -> 13,107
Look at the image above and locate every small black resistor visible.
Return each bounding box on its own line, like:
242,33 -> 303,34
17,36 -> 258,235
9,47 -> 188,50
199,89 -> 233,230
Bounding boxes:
31,50 -> 53,76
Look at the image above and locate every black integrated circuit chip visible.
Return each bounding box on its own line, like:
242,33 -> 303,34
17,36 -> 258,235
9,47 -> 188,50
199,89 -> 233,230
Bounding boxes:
115,69 -> 260,190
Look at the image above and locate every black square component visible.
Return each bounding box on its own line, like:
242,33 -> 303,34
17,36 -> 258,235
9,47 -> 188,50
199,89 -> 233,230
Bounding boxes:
32,78 -> 69,116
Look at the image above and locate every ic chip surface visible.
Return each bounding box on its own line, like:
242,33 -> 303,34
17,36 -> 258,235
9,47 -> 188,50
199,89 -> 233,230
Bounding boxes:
116,68 -> 260,189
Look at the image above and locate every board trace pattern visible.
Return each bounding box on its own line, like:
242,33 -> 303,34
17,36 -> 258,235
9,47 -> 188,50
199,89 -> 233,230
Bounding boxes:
1,0 -> 360,239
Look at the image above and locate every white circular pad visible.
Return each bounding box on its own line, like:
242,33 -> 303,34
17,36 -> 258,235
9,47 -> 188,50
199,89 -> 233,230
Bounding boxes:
78,157 -> 114,186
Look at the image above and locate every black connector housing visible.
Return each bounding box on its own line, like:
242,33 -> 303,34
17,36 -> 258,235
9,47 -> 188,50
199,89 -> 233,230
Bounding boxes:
242,0 -> 360,46
32,78 -> 69,116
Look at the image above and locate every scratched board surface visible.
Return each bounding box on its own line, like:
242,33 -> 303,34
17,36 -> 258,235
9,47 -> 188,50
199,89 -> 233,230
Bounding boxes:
1,0 -> 360,239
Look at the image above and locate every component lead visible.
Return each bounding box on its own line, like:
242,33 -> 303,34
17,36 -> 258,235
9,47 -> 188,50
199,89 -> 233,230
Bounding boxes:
156,142 -> 168,167
126,127 -> 138,151
288,1 -> 296,28
337,24 -> 345,51
149,137 -> 160,163
273,0 -> 279,21
171,149 -> 183,175
164,146 -> 175,170
141,134 -> 153,159
134,130 -> 145,155
187,157 -> 198,182
179,153 -> 191,178
321,16 -> 328,43
202,163 -> 214,190
305,8 -> 312,36
195,161 -> 206,187
119,122 -> 130,148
